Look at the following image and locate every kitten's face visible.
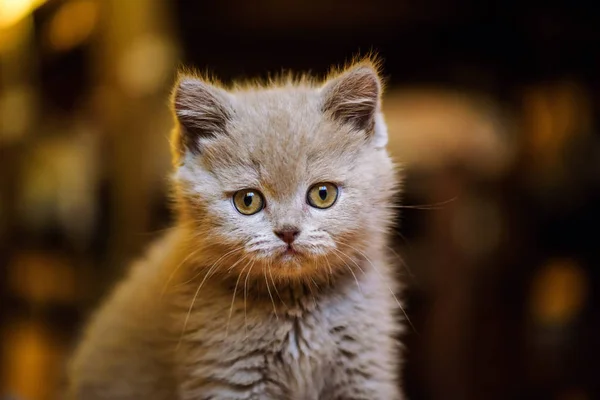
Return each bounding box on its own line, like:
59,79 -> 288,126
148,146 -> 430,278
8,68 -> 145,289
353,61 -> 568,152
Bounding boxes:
172,64 -> 398,283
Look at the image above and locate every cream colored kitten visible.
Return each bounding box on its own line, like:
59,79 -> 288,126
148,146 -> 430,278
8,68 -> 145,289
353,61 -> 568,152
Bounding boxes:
67,59 -> 404,400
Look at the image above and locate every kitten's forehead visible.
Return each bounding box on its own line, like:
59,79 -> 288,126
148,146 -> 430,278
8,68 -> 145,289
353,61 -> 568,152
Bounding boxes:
203,87 -> 363,197
232,87 -> 321,139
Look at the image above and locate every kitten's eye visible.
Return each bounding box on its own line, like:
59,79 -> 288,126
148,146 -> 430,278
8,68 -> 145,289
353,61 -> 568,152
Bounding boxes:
307,183 -> 338,209
233,189 -> 264,215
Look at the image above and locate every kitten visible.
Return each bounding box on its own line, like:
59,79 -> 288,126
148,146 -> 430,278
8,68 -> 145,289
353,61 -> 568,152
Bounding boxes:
67,58 -> 404,400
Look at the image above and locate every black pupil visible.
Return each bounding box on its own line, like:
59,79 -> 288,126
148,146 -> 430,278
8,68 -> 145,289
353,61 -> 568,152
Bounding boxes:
318,187 -> 328,201
243,193 -> 254,207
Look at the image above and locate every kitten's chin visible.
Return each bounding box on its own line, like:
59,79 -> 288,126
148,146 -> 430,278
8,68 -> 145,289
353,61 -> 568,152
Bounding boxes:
234,246 -> 333,281
276,246 -> 304,264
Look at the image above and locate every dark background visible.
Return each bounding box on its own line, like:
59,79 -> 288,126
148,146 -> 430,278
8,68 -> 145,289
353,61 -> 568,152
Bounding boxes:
1,0 -> 599,399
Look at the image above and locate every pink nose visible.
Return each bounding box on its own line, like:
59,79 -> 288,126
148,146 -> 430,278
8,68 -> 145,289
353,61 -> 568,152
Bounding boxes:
274,229 -> 300,245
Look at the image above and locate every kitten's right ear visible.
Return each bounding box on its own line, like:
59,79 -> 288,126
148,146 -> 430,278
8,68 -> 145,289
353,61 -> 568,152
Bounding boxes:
171,76 -> 233,157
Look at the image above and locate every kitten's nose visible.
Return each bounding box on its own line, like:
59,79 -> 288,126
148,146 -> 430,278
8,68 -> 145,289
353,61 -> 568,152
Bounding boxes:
274,228 -> 300,245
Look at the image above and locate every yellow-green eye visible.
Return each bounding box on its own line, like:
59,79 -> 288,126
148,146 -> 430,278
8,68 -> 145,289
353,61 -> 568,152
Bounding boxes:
307,182 -> 338,209
233,189 -> 264,215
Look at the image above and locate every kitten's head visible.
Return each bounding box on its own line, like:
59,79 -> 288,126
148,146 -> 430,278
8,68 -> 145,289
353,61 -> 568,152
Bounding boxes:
170,59 -> 399,284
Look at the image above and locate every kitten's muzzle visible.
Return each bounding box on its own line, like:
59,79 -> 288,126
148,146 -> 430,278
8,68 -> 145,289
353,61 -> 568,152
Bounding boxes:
274,228 -> 300,245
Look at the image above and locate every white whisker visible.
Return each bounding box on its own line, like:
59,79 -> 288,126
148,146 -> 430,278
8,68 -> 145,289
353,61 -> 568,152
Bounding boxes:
178,249 -> 231,350
333,247 -> 366,276
160,245 -> 205,298
324,256 -> 334,285
384,243 -> 416,281
243,260 -> 256,338
336,239 -> 417,333
226,253 -> 251,273
264,266 -> 279,320
225,258 -> 252,339
267,259 -> 288,310
330,249 -> 362,295
179,246 -> 244,286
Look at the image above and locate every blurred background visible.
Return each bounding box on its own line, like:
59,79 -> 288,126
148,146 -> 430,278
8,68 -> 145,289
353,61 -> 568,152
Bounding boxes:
1,0 -> 599,399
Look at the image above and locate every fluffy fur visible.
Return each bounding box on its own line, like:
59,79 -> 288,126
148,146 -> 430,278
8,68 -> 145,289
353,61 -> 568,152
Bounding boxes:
67,57 -> 405,399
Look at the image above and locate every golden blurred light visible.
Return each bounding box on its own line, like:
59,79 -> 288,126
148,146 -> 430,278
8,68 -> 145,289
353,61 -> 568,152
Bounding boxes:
0,0 -> 46,29
0,12 -> 31,52
45,0 -> 98,52
522,82 -> 590,180
384,88 -> 516,178
0,85 -> 35,143
8,252 -> 77,304
19,133 -> 99,246
2,320 -> 65,400
118,34 -> 176,97
529,259 -> 588,326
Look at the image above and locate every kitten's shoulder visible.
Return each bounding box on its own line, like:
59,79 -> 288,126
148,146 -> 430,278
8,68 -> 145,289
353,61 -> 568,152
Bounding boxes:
67,229 -> 184,398
126,227 -> 184,280
81,228 -> 183,329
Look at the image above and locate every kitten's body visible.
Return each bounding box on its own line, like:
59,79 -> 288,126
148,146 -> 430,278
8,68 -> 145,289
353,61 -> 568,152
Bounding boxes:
68,60 -> 404,399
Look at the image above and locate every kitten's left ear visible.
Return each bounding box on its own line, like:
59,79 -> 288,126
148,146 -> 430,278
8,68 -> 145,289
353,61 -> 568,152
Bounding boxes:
321,65 -> 387,148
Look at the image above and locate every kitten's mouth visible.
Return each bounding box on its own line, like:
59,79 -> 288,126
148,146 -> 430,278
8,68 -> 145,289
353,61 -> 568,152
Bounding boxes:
278,245 -> 302,261
285,246 -> 298,255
